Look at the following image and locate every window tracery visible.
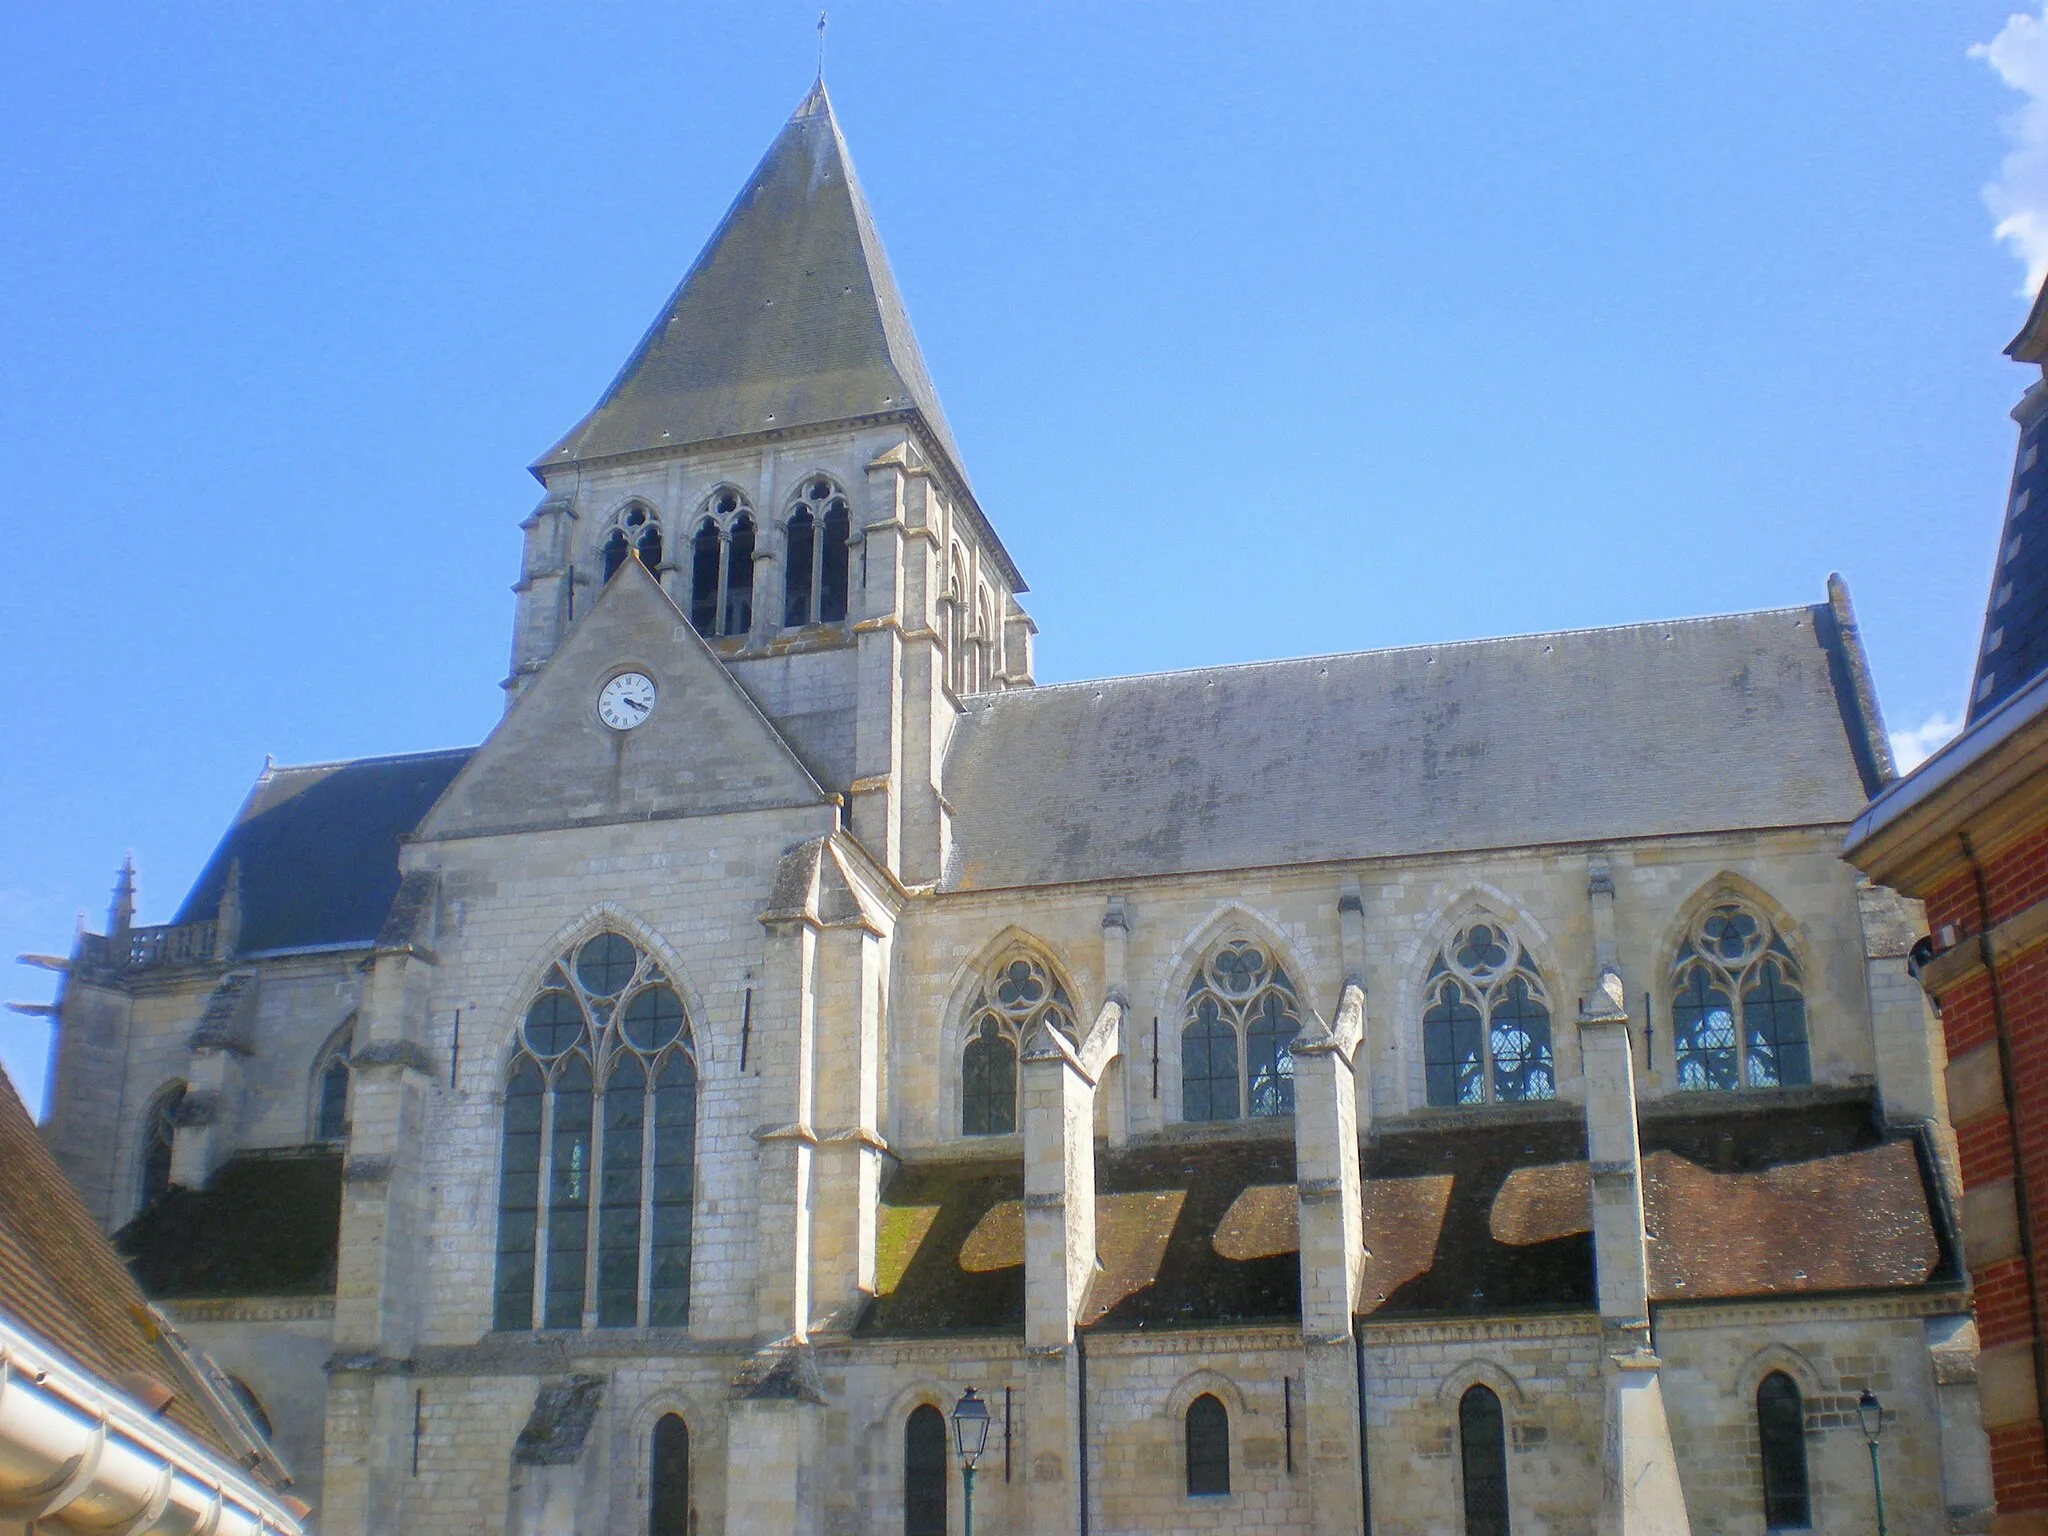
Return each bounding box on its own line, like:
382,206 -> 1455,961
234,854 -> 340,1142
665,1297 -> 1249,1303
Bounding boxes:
782,477 -> 852,627
494,931 -> 697,1332
687,488 -> 755,638
600,502 -> 663,584
1421,919 -> 1554,1108
960,956 -> 1075,1136
1670,898 -> 1810,1092
1181,940 -> 1299,1123
314,1027 -> 352,1144
138,1082 -> 184,1212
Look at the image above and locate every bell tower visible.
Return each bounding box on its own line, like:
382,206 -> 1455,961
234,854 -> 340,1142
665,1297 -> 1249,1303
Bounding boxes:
505,81 -> 1033,882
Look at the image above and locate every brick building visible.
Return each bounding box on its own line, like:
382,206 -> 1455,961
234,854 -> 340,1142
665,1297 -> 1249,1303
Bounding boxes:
1846,280 -> 2048,1534
33,81 -> 1997,1533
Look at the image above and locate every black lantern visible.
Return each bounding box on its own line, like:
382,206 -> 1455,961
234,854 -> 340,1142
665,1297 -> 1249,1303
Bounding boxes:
951,1386 -> 991,1468
1857,1389 -> 1883,1444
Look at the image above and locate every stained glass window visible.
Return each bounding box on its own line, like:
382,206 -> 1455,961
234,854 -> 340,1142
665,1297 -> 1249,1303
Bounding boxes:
1422,921 -> 1554,1108
494,932 -> 697,1330
959,956 -> 1073,1136
1672,899 -> 1810,1093
1181,941 -> 1299,1123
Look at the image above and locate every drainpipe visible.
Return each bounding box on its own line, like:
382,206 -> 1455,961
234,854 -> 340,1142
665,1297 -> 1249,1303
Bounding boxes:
1354,1326 -> 1373,1535
1075,1330 -> 1089,1536
0,1314 -> 304,1535
1961,829 -> 2048,1439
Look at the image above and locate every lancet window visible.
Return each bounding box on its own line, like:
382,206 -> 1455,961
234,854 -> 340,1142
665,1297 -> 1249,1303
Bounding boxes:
687,488 -> 756,638
650,1413 -> 691,1536
493,931 -> 697,1332
138,1082 -> 185,1211
1671,898 -> 1810,1092
1459,1384 -> 1510,1536
1184,1394 -> 1230,1497
1756,1372 -> 1811,1529
783,476 -> 852,627
313,1024 -> 353,1144
1421,920 -> 1555,1108
960,956 -> 1075,1136
600,502 -> 664,583
904,1405 -> 948,1536
1181,940 -> 1299,1123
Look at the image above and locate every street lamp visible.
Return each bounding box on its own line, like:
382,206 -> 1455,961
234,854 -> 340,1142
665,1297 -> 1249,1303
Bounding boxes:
951,1387 -> 991,1536
1857,1389 -> 1887,1536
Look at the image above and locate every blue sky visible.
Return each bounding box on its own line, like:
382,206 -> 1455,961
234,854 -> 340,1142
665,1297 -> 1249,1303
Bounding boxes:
3,3 -> 2045,1114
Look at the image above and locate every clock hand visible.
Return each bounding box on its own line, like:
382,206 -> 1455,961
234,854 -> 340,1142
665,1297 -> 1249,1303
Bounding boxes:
624,696 -> 650,713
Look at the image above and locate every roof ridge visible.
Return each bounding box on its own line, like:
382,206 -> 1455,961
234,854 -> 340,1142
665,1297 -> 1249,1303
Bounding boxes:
968,603 -> 1822,702
263,745 -> 477,774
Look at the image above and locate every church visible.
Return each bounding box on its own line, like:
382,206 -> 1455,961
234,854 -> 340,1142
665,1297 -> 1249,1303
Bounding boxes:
34,81 -> 1997,1535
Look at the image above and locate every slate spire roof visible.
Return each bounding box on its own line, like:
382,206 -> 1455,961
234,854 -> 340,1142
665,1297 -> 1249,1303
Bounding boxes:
536,81 -> 967,480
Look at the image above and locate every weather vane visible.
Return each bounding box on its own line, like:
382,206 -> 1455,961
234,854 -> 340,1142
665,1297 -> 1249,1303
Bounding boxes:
817,11 -> 828,80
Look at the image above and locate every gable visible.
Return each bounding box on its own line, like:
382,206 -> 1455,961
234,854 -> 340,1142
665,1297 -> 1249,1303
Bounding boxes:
418,559 -> 827,841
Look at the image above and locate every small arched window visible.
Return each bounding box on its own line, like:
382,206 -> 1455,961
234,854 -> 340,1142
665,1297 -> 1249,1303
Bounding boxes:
602,503 -> 663,584
1757,1372 -> 1811,1529
1422,920 -> 1555,1108
782,477 -> 852,627
139,1083 -> 185,1211
650,1412 -> 690,1536
494,932 -> 698,1332
315,1052 -> 350,1143
1181,940 -> 1299,1123
1185,1393 -> 1230,1497
686,490 -> 755,638
904,1404 -> 948,1536
960,957 -> 1074,1136
1459,1384 -> 1509,1536
226,1374 -> 274,1442
1673,899 -> 1809,1091
945,549 -> 970,694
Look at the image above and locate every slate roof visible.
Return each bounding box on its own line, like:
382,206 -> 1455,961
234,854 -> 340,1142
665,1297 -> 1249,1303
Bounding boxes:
0,1067 -> 237,1454
532,85 -> 1011,548
942,599 -> 1891,891
1968,331 -> 2048,721
174,748 -> 472,953
117,1150 -> 343,1298
858,1097 -> 1948,1337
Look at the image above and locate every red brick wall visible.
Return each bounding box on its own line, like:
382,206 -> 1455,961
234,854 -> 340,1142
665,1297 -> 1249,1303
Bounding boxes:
1929,823 -> 2048,1513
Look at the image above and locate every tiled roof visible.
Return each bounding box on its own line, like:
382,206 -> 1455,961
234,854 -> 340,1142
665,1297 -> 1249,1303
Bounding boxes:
0,1067 -> 233,1453
117,1149 -> 343,1298
860,1098 -> 1947,1335
173,748 -> 471,952
943,601 -> 1889,891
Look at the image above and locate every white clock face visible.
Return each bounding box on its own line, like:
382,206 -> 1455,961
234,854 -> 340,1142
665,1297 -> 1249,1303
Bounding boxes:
598,672 -> 656,730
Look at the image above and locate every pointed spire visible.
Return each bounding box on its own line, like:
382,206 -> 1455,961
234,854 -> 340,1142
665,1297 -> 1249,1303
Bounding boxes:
109,854 -> 136,936
536,84 -> 968,487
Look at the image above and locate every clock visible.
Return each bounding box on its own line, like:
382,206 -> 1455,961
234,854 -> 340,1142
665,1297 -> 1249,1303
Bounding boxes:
597,672 -> 656,730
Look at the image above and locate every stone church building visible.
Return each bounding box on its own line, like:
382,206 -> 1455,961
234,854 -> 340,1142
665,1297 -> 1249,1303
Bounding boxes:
33,82 -> 2000,1534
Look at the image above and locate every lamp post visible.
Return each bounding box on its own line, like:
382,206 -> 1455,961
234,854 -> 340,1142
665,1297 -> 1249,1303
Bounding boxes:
1857,1389 -> 1887,1536
951,1387 -> 991,1536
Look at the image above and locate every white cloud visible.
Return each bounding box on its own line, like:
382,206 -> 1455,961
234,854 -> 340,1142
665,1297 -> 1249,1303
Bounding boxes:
1891,710 -> 1963,773
1977,7 -> 2048,293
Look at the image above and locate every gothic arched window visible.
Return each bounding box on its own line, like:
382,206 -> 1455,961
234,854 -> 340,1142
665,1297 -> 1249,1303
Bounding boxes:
493,931 -> 698,1332
1757,1371 -> 1811,1530
1672,898 -> 1810,1092
650,1412 -> 690,1536
1422,920 -> 1555,1108
960,956 -> 1074,1135
1459,1384 -> 1510,1536
1185,1394 -> 1230,1497
602,503 -> 663,584
686,489 -> 755,638
782,477 -> 852,627
1181,941 -> 1299,1123
904,1404 -> 948,1536
138,1083 -> 185,1211
945,548 -> 970,694
314,1035 -> 352,1144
